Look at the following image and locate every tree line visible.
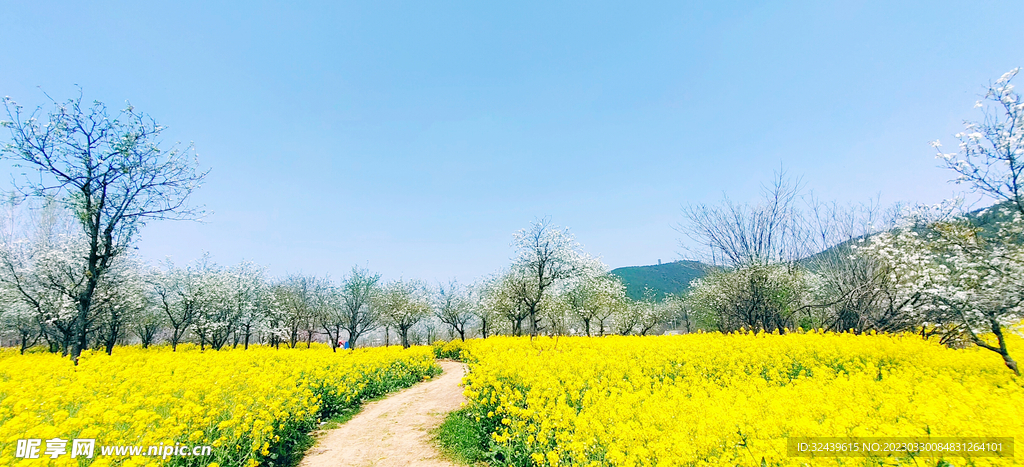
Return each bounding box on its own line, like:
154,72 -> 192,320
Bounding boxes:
0,93 -> 689,359
3,70 -> 1023,375
679,69 -> 1024,375
0,201 -> 686,354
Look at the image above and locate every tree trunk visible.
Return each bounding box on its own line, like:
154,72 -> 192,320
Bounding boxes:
973,317 -> 1021,376
400,326 -> 411,348
19,329 -> 38,355
989,318 -> 1020,376
69,274 -> 99,364
532,305 -> 540,337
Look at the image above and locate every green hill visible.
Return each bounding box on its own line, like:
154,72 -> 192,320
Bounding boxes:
799,201 -> 1018,270
613,202 -> 1015,302
964,200 -> 1020,238
610,260 -> 710,301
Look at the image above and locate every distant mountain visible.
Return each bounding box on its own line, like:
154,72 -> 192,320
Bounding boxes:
798,201 -> 1018,269
613,202 -> 1016,302
963,200 -> 1019,238
610,260 -> 711,301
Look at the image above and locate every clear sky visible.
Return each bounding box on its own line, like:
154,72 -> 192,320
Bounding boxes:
1,1 -> 1023,283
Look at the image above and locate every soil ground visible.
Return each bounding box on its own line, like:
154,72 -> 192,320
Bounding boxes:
299,360 -> 468,467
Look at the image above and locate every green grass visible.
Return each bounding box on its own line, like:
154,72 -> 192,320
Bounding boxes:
434,406 -> 491,465
261,405 -> 369,467
319,403 -> 364,430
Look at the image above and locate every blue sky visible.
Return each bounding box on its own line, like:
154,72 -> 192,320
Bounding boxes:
1,1 -> 1022,283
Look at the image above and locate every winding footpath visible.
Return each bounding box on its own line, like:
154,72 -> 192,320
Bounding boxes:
299,360 -> 469,467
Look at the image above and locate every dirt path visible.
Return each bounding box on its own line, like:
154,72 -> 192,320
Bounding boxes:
299,360 -> 468,467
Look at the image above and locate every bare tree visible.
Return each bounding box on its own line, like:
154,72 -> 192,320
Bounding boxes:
1,94 -> 206,362
678,172 -> 814,333
678,171 -> 922,334
678,172 -> 805,267
799,196 -> 922,333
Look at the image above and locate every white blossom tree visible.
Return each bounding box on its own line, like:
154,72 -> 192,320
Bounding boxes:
434,279 -> 475,341
1,94 -> 207,362
933,68 -> 1024,216
0,207 -> 80,353
93,254 -> 147,354
479,270 -> 530,336
264,283 -> 295,349
377,279 -> 431,348
0,197 -> 144,354
558,273 -> 627,336
226,261 -> 269,349
132,302 -> 164,349
610,288 -> 669,335
148,256 -> 220,351
882,67 -> 1024,375
275,274 -> 322,349
0,291 -> 43,353
470,280 -> 501,338
686,263 -> 812,333
313,278 -> 349,351
147,263 -> 189,351
508,218 -> 604,337
337,265 -> 382,349
862,209 -> 1024,375
660,293 -> 696,333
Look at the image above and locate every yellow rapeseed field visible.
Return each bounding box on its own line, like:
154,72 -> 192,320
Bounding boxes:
451,331 -> 1024,467
0,344 -> 438,467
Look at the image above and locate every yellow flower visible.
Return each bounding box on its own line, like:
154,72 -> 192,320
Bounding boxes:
0,344 -> 439,467
458,331 -> 1024,467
